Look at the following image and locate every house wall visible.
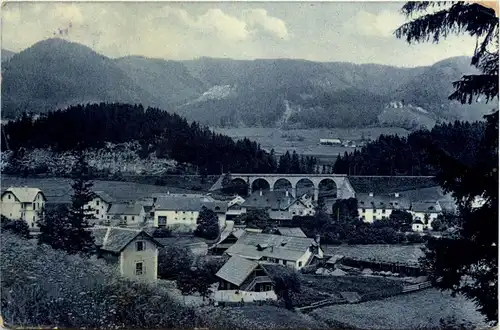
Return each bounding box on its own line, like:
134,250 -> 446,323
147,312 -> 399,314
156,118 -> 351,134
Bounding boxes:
411,211 -> 439,229
296,249 -> 313,269
1,192 -> 45,228
288,203 -> 314,217
216,212 -> 226,228
358,208 -> 393,223
119,235 -> 158,282
154,209 -> 199,230
412,223 -> 424,232
86,197 -> 110,221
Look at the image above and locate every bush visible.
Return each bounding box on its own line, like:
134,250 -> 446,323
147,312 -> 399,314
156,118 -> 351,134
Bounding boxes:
1,232 -> 195,329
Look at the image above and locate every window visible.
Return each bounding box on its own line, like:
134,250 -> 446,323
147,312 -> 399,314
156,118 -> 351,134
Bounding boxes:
96,200 -> 100,206
107,215 -> 110,219
136,241 -> 145,251
7,194 -> 11,200
298,261 -> 303,268
158,216 -> 167,227
361,208 -> 365,213
132,216 -> 135,221
96,209 -> 100,215
135,262 -> 143,276
382,209 -> 386,214
124,216 -> 127,220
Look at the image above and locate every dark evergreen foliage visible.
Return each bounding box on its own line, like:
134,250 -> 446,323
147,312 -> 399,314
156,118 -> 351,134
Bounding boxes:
194,206 -> 219,240
396,2 -> 498,323
37,153 -> 95,255
0,216 -> 30,239
333,121 -> 486,176
1,103 -> 318,175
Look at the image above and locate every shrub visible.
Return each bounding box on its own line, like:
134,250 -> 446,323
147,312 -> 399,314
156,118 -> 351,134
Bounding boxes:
1,232 -> 195,329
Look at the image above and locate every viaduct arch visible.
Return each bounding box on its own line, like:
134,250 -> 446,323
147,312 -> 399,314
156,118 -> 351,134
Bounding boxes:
217,173 -> 356,201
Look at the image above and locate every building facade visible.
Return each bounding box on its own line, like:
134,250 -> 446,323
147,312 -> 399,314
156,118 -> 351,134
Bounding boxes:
1,187 -> 46,228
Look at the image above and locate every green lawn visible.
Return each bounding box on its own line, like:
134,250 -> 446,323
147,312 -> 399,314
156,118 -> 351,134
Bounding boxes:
302,274 -> 403,296
310,289 -> 488,330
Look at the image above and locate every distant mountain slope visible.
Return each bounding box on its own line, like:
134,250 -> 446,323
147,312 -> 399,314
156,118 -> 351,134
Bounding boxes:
1,38 -> 161,118
114,56 -> 206,105
2,38 -> 496,129
1,49 -> 15,62
393,56 -> 493,122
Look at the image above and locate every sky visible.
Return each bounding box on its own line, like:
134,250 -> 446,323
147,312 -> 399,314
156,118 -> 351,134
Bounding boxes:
1,1 -> 479,67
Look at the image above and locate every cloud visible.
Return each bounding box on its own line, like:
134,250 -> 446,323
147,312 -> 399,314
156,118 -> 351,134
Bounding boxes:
243,9 -> 289,40
348,10 -> 406,38
161,6 -> 249,41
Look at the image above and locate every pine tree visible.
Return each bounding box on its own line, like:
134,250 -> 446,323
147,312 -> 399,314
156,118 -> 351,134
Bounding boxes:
396,2 -> 498,322
66,152 -> 96,254
194,206 -> 219,240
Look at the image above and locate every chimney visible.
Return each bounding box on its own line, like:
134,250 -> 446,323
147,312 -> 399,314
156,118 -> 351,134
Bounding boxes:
369,192 -> 374,197
395,193 -> 400,198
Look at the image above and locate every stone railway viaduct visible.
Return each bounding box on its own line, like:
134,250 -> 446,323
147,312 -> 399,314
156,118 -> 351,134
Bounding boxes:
211,173 -> 357,201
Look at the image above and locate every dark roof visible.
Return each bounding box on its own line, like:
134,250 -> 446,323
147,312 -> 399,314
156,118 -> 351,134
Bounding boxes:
412,219 -> 424,225
216,255 -> 259,286
93,191 -> 115,203
357,193 -> 411,210
108,203 -> 144,216
154,196 -> 203,211
411,202 -> 442,213
154,196 -> 227,213
225,232 -> 316,261
241,190 -> 295,210
276,227 -> 307,238
90,227 -> 161,253
348,176 -> 438,194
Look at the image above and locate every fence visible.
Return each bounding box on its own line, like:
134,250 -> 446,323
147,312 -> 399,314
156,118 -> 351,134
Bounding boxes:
213,290 -> 277,303
296,281 -> 433,312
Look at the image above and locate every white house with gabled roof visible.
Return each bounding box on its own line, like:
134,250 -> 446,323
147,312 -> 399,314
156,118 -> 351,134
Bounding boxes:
86,190 -> 115,222
1,187 -> 46,228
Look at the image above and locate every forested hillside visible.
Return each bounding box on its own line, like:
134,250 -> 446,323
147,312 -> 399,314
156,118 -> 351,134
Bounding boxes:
333,120 -> 487,176
2,38 -> 494,129
1,103 -> 318,176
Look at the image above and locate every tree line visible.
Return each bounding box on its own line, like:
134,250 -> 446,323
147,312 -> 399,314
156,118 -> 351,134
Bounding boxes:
333,120 -> 487,176
2,103 -> 319,175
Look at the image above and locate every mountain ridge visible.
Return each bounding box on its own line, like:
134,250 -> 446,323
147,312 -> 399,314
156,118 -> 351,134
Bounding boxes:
2,38 -> 495,129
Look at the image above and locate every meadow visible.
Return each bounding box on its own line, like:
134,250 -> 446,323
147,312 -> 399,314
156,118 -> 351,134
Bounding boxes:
212,127 -> 410,165
1,175 -> 198,204
310,288 -> 487,329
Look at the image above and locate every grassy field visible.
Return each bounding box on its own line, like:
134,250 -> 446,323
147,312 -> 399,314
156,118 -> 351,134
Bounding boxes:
323,244 -> 425,265
302,274 -> 403,296
212,127 -> 410,165
1,175 -> 200,204
310,289 -> 487,330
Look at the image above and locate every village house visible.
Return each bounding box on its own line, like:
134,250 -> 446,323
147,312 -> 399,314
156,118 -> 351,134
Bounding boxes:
90,226 -> 162,281
152,195 -> 228,231
410,201 -> 443,229
224,232 -> 323,270
86,191 -> 115,222
241,190 -> 315,223
275,227 -> 307,238
1,187 -> 46,228
357,192 -> 411,223
226,195 -> 247,220
411,219 -> 425,232
216,255 -> 275,291
106,203 -> 146,227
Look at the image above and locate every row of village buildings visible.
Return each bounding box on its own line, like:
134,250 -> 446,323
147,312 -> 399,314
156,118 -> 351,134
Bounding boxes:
1,183 -> 479,296
0,185 -> 467,233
